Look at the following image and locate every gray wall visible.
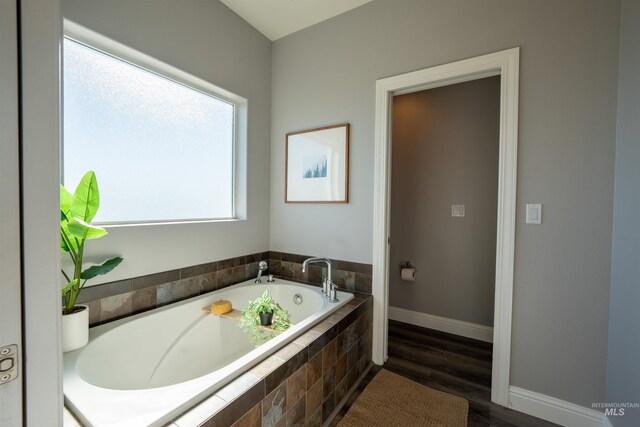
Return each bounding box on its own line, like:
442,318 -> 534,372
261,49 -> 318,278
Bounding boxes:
607,1 -> 640,425
388,77 -> 499,327
62,0 -> 272,283
270,0 -> 620,407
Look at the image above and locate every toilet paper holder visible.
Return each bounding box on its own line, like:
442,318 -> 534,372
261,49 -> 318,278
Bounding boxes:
399,261 -> 416,273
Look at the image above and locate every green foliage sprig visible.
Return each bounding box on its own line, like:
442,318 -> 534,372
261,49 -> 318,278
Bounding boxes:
61,171 -> 123,315
239,290 -> 291,346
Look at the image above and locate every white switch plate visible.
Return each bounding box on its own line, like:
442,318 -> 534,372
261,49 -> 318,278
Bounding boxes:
526,203 -> 542,224
451,205 -> 465,217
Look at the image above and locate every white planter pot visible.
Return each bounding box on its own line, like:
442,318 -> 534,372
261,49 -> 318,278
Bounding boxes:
62,305 -> 89,353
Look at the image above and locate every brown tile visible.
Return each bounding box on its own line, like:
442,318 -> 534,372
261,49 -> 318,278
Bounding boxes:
180,276 -> 203,299
305,379 -> 322,419
269,251 -> 282,260
335,353 -> 347,384
156,281 -> 188,307
100,291 -> 132,323
354,273 -> 372,294
306,265 -> 323,286
292,263 -> 308,283
274,342 -> 304,362
181,261 -> 218,279
293,330 -> 321,347
336,260 -> 372,275
233,265 -> 246,283
311,320 -> 333,335
250,356 -> 286,380
322,367 -> 335,399
231,402 -> 261,427
200,272 -> 218,294
306,352 -> 322,390
336,331 -> 348,358
132,270 -> 180,290
332,270 -> 355,293
246,262 -> 259,281
286,366 -> 306,411
322,339 -> 336,373
346,323 -> 358,349
324,311 -> 347,325
218,268 -> 235,288
262,382 -> 286,427
209,381 -> 265,427
217,372 -> 262,403
321,391 -> 335,423
281,253 -> 308,264
346,366 -> 357,390
131,286 -> 157,314
305,407 -> 321,427
265,350 -> 307,394
219,256 -> 242,270
337,309 -> 359,334
269,259 -> 282,276
286,394 -> 305,427
76,279 -> 132,303
279,261 -> 294,278
334,378 -> 347,407
347,344 -> 358,371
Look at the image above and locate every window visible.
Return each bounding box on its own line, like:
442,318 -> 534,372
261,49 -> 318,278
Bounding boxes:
62,33 -> 244,224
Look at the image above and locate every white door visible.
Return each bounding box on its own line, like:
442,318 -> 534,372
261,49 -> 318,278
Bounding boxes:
0,0 -> 24,425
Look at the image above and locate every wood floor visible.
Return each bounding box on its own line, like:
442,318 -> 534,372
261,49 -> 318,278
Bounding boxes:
330,320 -> 559,427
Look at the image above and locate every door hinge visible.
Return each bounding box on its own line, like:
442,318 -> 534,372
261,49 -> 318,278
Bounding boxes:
0,344 -> 19,385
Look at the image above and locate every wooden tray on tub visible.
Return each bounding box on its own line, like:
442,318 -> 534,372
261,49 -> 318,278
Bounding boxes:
201,306 -> 280,334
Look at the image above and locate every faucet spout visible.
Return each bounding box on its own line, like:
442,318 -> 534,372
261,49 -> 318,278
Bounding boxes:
302,257 -> 332,295
255,261 -> 268,283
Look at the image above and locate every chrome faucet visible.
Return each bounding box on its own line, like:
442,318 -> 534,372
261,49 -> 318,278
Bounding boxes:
301,257 -> 333,296
255,261 -> 268,283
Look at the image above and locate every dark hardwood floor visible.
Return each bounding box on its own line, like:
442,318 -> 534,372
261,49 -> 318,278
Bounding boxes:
330,320 -> 559,427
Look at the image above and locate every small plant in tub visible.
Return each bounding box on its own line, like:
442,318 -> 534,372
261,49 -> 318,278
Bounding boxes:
60,171 -> 123,351
239,290 -> 291,346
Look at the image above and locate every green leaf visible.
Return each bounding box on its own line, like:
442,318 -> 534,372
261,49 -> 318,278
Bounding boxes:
71,171 -> 100,223
60,221 -> 80,252
67,217 -> 107,240
60,185 -> 74,221
81,257 -> 123,280
61,279 -> 79,297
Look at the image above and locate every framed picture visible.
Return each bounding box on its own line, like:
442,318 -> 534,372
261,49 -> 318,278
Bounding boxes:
285,123 -> 349,203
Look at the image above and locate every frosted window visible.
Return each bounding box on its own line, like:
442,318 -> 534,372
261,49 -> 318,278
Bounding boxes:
63,38 -> 235,223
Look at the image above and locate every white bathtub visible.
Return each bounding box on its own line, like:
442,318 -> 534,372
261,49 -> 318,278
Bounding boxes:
63,278 -> 353,427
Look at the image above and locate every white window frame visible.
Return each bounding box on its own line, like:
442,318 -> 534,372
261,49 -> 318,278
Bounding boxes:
62,19 -> 248,226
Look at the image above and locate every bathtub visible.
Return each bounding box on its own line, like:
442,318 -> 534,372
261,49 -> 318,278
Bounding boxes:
63,278 -> 353,426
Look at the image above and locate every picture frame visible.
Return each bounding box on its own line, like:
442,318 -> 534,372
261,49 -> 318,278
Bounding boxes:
285,123 -> 350,203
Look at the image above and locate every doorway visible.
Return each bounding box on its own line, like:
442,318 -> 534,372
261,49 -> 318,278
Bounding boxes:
371,48 -> 519,406
388,76 -> 500,340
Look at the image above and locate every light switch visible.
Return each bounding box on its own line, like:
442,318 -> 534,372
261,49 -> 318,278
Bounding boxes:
451,205 -> 465,217
526,204 -> 542,224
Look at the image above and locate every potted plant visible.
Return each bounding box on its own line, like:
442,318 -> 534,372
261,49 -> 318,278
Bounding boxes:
60,171 -> 123,352
239,290 -> 291,346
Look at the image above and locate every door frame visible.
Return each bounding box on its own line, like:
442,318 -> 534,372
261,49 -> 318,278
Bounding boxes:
371,47 -> 520,406
0,1 -> 23,424
20,0 -> 64,425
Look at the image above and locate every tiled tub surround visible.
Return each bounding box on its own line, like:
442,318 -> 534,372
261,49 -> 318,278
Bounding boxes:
269,252 -> 372,295
64,279 -> 355,426
77,251 -> 372,327
170,295 -> 373,427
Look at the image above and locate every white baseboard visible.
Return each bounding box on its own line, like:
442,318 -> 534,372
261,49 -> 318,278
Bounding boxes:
388,306 -> 493,343
509,386 -> 608,427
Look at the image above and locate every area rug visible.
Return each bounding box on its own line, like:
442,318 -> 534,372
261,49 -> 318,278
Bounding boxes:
337,369 -> 468,427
